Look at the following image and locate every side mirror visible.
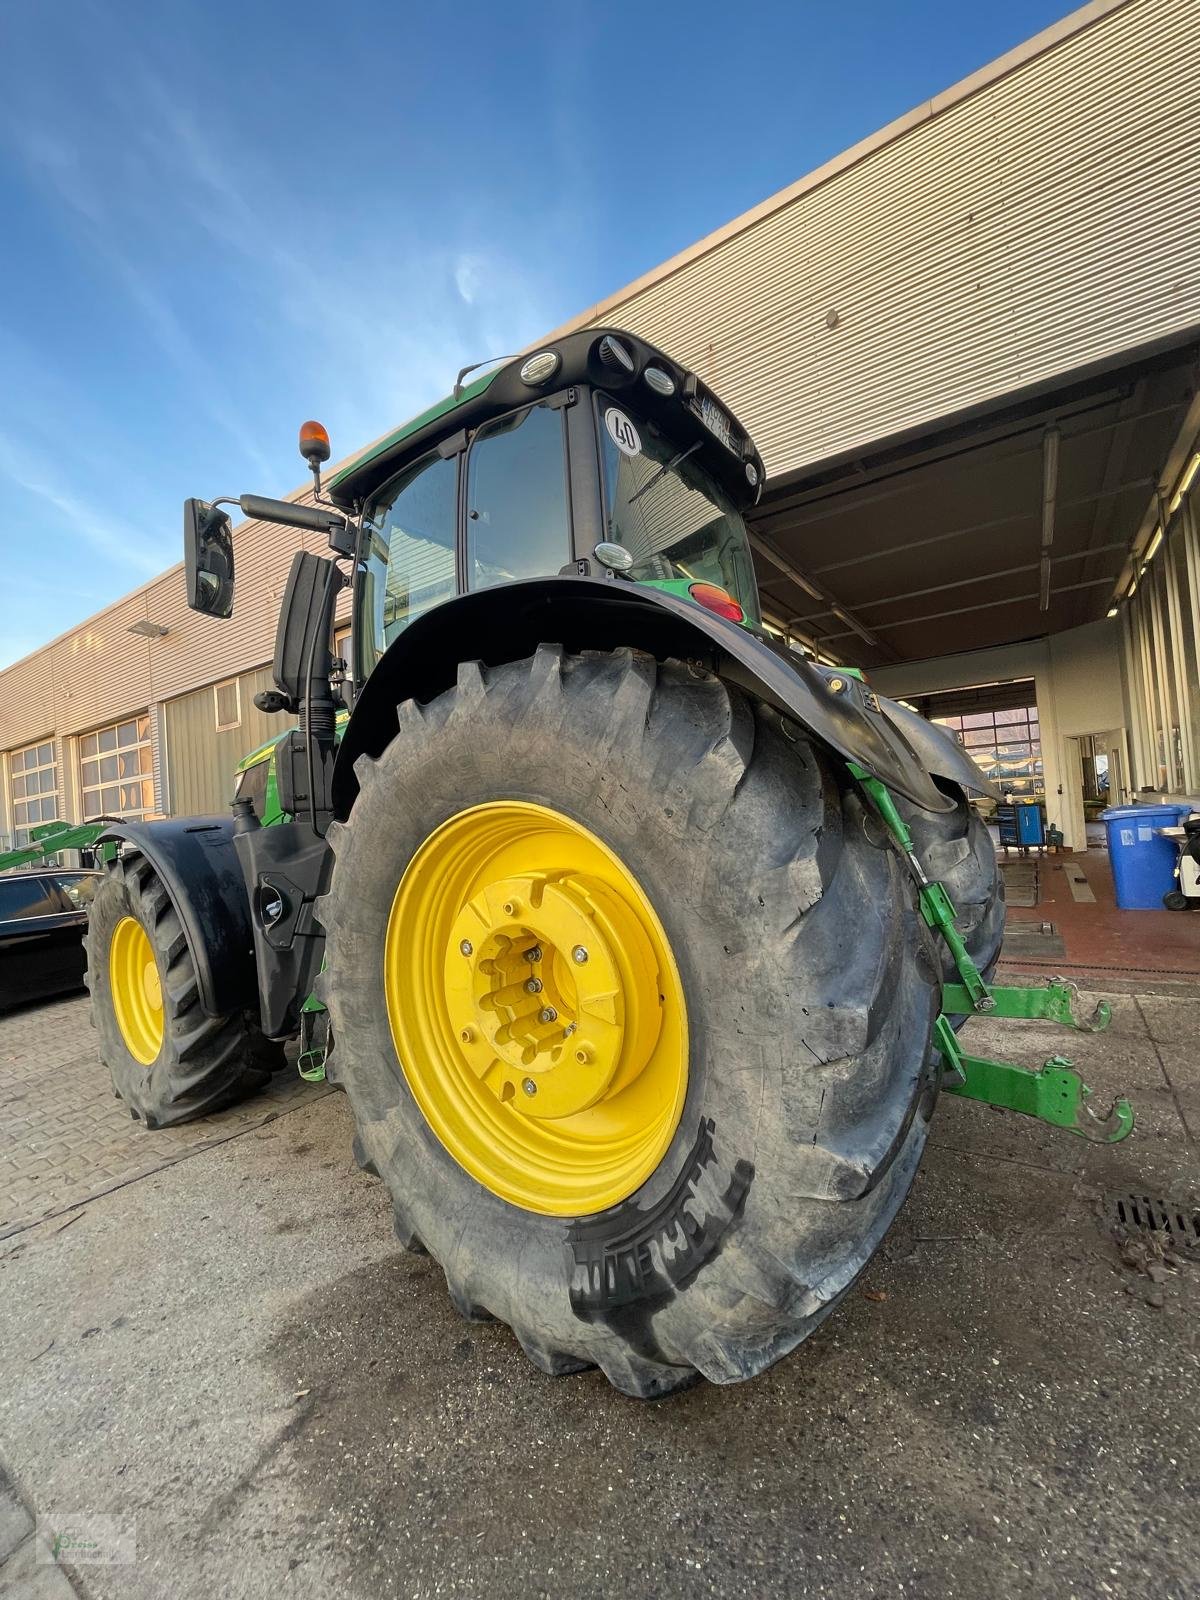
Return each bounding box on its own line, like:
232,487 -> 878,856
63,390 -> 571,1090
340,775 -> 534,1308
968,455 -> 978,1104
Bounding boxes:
183,498 -> 235,618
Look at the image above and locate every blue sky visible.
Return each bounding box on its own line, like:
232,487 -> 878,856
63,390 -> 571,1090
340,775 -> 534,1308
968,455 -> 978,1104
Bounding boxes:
0,0 -> 1078,668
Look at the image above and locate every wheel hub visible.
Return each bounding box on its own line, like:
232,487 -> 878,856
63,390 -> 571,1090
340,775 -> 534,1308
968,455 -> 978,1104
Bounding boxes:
382,801 -> 688,1216
445,871 -> 663,1120
109,914 -> 164,1067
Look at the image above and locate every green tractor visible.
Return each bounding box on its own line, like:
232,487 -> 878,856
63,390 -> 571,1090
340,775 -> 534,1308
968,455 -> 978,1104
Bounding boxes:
84,329 -> 1128,1396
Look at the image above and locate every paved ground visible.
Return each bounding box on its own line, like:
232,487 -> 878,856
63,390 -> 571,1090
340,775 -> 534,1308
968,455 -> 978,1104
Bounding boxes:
0,996 -> 326,1239
998,846 -> 1200,982
0,986 -> 1197,1599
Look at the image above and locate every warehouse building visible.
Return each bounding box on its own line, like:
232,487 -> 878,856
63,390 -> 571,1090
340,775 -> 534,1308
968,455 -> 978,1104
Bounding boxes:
2,0 -> 1198,858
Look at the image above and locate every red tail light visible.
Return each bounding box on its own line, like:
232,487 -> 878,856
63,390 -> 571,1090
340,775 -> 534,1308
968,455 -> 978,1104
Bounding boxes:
688,582 -> 744,623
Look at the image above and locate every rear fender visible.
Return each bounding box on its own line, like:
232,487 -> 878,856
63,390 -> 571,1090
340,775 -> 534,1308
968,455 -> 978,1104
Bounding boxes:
96,818 -> 256,1018
876,695 -> 1003,802
332,576 -> 953,815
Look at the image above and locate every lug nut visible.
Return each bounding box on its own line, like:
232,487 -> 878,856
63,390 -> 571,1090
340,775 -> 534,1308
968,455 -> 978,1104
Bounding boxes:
524,945 -> 542,963
572,945 -> 589,964
459,939 -> 473,957
460,1026 -> 475,1044
574,1045 -> 593,1065
525,977 -> 543,994
503,898 -> 521,917
522,1077 -> 537,1096
538,1006 -> 558,1024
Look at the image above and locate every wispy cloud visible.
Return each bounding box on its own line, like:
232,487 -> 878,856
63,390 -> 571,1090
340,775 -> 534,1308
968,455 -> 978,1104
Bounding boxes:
0,436 -> 164,576
0,0 -> 584,670
9,121 -> 277,485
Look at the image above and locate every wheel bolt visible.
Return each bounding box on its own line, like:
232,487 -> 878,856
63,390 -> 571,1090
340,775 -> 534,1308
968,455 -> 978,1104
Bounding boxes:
503,899 -> 521,917
574,1045 -> 592,1065
524,946 -> 542,963
539,1007 -> 558,1024
572,945 -> 589,964
525,977 -> 543,994
522,1077 -> 537,1096
459,939 -> 473,957
460,1026 -> 475,1044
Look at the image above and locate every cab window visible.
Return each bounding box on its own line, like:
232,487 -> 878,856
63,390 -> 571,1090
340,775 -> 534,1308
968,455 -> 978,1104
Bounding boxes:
466,404 -> 571,590
364,451 -> 459,660
596,394 -> 760,623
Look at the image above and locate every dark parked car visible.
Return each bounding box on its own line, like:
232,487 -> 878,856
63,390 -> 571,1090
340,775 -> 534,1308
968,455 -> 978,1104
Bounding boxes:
0,870 -> 99,1010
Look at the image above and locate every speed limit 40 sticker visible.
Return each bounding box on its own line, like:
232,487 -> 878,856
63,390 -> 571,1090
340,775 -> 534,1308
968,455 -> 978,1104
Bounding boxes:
604,407 -> 641,457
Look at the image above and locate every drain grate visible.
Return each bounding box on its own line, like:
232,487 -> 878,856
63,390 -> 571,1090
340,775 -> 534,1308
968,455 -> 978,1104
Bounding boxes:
1109,1192 -> 1200,1246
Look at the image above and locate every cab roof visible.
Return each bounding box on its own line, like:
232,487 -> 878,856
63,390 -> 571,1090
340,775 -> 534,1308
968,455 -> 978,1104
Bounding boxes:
326,328 -> 764,515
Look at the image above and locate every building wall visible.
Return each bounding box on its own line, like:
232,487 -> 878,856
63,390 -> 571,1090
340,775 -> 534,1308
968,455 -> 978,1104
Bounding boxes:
3,0 -> 1196,853
163,664 -> 281,818
0,495 -> 350,846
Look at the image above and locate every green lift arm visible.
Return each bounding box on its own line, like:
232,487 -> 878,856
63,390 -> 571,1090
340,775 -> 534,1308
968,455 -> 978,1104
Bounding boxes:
850,764 -> 1134,1144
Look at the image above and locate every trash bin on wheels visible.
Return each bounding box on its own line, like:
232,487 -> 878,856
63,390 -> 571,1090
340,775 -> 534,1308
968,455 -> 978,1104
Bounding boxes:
1100,803 -> 1193,909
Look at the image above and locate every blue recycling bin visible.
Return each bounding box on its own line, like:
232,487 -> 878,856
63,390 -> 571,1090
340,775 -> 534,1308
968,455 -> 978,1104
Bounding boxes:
1100,803 -> 1192,909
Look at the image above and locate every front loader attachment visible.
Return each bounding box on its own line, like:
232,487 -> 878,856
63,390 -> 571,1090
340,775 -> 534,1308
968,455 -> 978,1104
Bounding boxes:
0,817 -> 118,873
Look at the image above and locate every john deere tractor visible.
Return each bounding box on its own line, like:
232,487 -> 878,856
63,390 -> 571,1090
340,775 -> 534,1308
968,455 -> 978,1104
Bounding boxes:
84,329 -> 1129,1397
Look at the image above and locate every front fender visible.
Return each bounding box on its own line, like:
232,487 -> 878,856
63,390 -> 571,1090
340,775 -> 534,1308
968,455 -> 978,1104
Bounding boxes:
333,576 -> 953,815
97,818 -> 256,1018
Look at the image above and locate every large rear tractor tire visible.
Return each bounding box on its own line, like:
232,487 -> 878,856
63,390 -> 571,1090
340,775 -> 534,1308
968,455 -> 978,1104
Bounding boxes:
320,647 -> 941,1397
86,850 -> 284,1127
899,782 -> 1005,996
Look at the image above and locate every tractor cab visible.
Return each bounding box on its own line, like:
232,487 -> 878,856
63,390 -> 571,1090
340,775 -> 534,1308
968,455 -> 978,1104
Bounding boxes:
329,330 -> 766,685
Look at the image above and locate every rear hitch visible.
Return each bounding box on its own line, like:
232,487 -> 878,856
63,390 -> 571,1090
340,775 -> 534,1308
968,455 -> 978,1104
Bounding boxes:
941,975 -> 1111,1033
934,1018 -> 1134,1143
850,764 -> 1135,1145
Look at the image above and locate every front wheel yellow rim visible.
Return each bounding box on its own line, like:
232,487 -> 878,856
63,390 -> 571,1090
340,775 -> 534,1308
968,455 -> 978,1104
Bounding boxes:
384,802 -> 688,1216
109,915 -> 164,1066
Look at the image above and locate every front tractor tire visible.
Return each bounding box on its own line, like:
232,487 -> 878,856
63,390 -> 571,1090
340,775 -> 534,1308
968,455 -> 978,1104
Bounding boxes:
86,850 -> 284,1127
320,647 -> 941,1397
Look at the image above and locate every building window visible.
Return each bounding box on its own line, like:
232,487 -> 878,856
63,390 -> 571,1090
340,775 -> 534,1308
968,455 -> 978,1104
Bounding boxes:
934,706 -> 1043,801
79,714 -> 153,820
214,678 -> 241,732
7,740 -> 58,849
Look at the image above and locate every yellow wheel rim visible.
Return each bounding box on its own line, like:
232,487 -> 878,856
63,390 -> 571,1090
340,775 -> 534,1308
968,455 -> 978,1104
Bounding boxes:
384,802 -> 688,1216
109,915 -> 164,1066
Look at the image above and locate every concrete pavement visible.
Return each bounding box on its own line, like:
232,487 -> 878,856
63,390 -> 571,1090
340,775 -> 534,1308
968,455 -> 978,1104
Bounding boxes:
0,988 -> 1197,1599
